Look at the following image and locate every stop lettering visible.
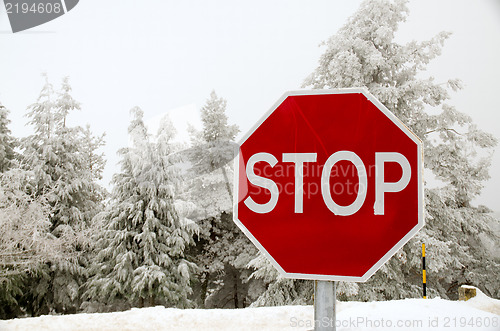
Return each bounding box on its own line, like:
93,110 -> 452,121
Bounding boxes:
244,151 -> 411,216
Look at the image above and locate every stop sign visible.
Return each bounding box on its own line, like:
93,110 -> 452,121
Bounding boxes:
233,88 -> 423,282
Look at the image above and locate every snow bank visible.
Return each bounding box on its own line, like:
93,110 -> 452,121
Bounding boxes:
0,306 -> 312,331
1,295 -> 498,330
463,286 -> 500,315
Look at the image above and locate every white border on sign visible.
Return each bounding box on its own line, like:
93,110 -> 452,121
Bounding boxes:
233,88 -> 424,282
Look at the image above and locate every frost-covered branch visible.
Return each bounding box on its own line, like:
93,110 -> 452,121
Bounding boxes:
425,128 -> 462,136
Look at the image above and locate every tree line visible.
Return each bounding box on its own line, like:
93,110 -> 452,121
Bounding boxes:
0,0 -> 498,320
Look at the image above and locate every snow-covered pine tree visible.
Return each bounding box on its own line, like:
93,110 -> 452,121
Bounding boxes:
247,254 -> 313,307
18,76 -> 106,315
83,108 -> 197,311
80,124 -> 106,179
0,105 -> 26,318
79,124 -> 107,220
184,91 -> 259,308
0,102 -> 16,173
189,91 -> 238,196
251,0 -> 499,304
0,169 -> 78,318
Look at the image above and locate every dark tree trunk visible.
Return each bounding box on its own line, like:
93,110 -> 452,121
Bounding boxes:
200,271 -> 209,308
233,271 -> 239,308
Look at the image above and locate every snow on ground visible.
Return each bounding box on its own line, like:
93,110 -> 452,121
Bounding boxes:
1,290 -> 498,330
461,287 -> 500,316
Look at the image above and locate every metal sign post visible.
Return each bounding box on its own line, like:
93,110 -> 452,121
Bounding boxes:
314,280 -> 336,331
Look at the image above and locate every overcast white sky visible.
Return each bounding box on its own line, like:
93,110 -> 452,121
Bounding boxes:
0,0 -> 499,210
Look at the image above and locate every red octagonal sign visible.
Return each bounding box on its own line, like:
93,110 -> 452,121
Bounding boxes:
233,89 -> 424,282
